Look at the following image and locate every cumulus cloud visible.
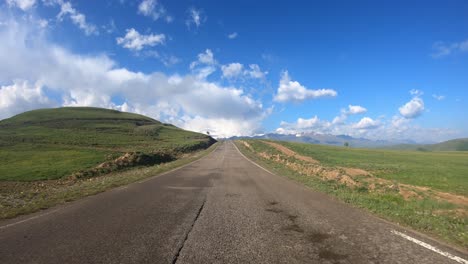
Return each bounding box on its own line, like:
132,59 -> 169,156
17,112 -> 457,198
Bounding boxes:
116,28 -> 165,51
276,108 -> 457,143
6,0 -> 36,10
347,105 -> 367,115
191,49 -> 215,66
246,64 -> 267,79
0,80 -> 56,119
137,0 -> 172,22
0,14 -> 267,138
277,116 -> 332,135
431,39 -> 468,58
186,7 -> 205,29
274,71 -> 337,102
220,63 -> 267,80
332,104 -> 367,124
221,63 -> 243,78
54,0 -> 98,35
399,91 -> 425,119
353,117 -> 380,129
228,32 -> 238,39
190,49 -> 217,79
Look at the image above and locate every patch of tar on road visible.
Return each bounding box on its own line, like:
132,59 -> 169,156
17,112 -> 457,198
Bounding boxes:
263,199 -> 351,263
224,193 -> 240,198
306,232 -> 331,243
318,248 -> 348,262
282,214 -> 304,234
282,223 -> 304,233
265,208 -> 283,213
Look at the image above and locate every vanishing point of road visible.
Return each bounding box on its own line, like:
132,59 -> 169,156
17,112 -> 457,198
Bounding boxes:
1,141 -> 467,263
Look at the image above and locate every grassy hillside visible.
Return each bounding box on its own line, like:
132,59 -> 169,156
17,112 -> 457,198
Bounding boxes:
388,138 -> 468,152
0,107 -> 215,181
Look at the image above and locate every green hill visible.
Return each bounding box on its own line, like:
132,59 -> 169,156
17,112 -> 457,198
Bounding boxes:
388,138 -> 468,152
0,107 -> 215,181
429,138 -> 468,151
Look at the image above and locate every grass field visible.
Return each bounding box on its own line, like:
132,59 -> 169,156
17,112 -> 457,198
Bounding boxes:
0,107 -> 215,181
235,140 -> 468,248
279,141 -> 468,196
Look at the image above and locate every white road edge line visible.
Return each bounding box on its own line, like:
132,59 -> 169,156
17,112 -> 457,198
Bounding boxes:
391,230 -> 468,264
0,209 -> 60,230
231,141 -> 275,176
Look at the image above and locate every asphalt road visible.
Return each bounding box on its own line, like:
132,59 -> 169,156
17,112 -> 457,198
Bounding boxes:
0,141 -> 466,263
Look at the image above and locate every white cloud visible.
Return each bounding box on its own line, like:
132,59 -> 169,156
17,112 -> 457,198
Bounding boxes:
6,0 -> 36,10
0,80 -> 55,119
295,116 -> 322,129
116,28 -> 165,51
53,0 -> 98,35
221,63 -> 243,78
246,64 -> 267,79
277,116 -> 332,135
410,89 -> 423,97
431,39 -> 468,58
276,112 -> 457,143
332,104 -> 367,124
220,63 -> 267,80
190,49 -> 217,79
137,0 -> 171,22
38,18 -> 48,28
399,97 -> 424,118
160,55 -> 180,67
228,32 -> 238,39
0,14 -> 268,138
186,7 -> 205,29
432,94 -> 445,101
347,105 -> 367,115
274,71 -> 337,102
332,114 -> 346,125
353,117 -> 380,130
192,49 -> 215,66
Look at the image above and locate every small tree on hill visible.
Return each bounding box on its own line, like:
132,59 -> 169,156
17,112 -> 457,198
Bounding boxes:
344,142 -> 349,147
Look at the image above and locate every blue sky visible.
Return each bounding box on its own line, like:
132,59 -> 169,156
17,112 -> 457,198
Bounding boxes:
0,0 -> 467,141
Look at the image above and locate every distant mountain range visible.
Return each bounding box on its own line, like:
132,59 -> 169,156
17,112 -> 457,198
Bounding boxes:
229,132 -> 468,151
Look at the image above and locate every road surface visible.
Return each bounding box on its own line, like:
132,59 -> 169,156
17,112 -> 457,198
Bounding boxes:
0,141 -> 466,263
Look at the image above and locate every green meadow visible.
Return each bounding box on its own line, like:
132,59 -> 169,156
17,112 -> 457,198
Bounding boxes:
278,141 -> 468,196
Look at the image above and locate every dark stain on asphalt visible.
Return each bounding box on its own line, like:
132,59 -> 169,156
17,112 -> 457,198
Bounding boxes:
282,223 -> 304,233
287,214 -> 298,221
318,249 -> 347,261
268,201 -> 278,206
265,208 -> 283,213
306,232 -> 330,243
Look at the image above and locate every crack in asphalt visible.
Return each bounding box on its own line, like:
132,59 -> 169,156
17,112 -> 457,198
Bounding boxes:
171,198 -> 206,264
